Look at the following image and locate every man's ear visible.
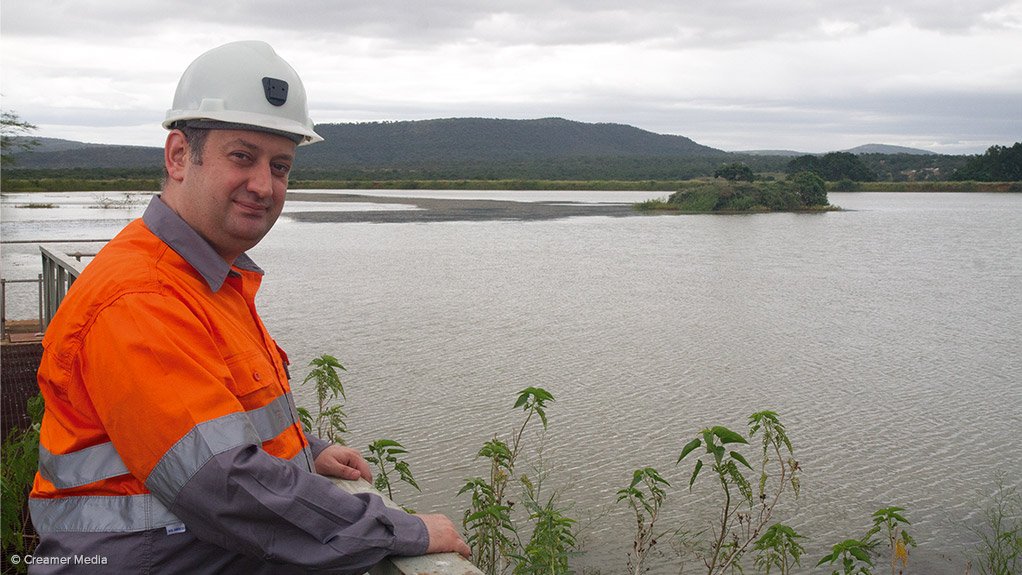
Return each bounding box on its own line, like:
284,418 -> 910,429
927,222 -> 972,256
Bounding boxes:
164,130 -> 189,182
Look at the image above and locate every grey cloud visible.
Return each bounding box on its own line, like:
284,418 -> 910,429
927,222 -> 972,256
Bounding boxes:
3,0 -> 1016,154
4,0 -> 1016,47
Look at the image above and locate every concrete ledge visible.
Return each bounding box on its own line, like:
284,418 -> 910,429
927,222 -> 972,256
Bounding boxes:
330,477 -> 482,575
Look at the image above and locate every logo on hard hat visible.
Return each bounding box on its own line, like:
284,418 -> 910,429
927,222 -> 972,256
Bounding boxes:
262,77 -> 289,106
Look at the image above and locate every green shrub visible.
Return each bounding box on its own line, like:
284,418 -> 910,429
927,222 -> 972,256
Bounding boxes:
1,395 -> 44,572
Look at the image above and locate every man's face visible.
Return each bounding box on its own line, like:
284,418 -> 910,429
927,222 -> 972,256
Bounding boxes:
167,129 -> 296,262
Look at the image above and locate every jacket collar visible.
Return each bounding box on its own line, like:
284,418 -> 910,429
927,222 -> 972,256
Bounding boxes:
142,195 -> 263,292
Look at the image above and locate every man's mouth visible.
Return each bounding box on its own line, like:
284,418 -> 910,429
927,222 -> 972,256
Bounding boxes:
234,199 -> 269,215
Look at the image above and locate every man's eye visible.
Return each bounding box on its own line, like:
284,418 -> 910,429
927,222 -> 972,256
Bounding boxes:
272,163 -> 291,175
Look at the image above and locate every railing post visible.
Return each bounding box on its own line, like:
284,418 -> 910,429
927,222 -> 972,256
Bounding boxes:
37,273 -> 44,332
1,278 -> 7,340
41,251 -> 53,331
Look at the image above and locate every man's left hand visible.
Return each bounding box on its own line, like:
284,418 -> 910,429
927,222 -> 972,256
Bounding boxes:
314,444 -> 373,482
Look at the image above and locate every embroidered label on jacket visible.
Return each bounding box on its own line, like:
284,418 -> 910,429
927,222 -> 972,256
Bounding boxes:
166,523 -> 187,535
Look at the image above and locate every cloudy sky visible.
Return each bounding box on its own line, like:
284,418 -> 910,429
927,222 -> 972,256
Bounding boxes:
2,1 -> 1020,154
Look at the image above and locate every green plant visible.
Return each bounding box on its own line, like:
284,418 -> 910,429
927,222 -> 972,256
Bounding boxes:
714,163 -> 756,182
676,411 -> 800,574
866,507 -> 915,575
460,472 -> 516,574
968,472 -> 1022,575
752,523 -> 805,575
513,476 -> 577,575
617,467 -> 671,575
296,354 -> 348,444
459,387 -> 556,575
634,197 -> 672,211
817,538 -> 876,575
789,171 -> 829,206
1,110 -> 39,167
366,439 -> 420,504
1,394 -> 44,573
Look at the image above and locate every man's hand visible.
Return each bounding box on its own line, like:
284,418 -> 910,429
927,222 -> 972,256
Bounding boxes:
314,444 -> 373,482
419,514 -> 471,558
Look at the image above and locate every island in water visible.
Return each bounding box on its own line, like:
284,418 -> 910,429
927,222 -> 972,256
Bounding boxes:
636,171 -> 838,214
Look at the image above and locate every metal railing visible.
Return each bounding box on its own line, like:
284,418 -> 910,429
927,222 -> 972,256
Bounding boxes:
40,245 -> 88,331
1,241 -> 102,340
0,275 -> 44,340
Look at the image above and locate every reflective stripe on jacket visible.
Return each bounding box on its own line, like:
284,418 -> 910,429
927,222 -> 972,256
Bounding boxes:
31,394 -> 314,532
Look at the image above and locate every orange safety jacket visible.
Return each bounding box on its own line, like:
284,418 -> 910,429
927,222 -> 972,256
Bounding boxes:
28,196 -> 427,574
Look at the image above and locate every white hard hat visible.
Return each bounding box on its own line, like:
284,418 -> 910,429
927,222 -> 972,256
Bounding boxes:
164,41 -> 323,145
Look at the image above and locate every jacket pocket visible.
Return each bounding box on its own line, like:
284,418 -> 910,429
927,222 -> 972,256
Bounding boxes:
224,349 -> 277,398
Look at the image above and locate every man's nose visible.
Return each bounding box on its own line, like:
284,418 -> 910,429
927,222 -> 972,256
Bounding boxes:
247,162 -> 274,197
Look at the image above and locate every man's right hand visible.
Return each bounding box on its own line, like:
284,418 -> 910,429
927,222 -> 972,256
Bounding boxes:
418,514 -> 471,558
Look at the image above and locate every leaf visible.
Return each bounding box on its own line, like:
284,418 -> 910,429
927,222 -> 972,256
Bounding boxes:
296,406 -> 312,432
688,459 -> 703,489
777,524 -> 799,537
536,407 -> 549,429
730,450 -> 753,470
702,429 -> 716,450
458,478 -> 486,496
395,461 -> 420,491
677,438 -> 702,462
645,467 -> 670,487
849,545 -> 874,564
628,468 -> 646,489
616,487 -> 640,502
712,444 -> 726,464
727,461 -> 753,502
478,439 -> 511,460
712,426 -> 749,445
749,410 -> 779,436
514,386 -> 553,408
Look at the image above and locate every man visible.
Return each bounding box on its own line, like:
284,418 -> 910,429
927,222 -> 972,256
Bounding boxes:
29,41 -> 470,573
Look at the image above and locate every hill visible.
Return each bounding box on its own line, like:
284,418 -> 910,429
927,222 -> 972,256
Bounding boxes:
843,144 -> 934,155
6,138 -> 163,169
6,117 -> 726,172
740,144 -> 936,156
301,117 -> 725,166
736,149 -> 806,157
6,119 -> 982,182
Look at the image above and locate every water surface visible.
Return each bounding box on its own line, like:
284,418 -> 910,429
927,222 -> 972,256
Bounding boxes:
2,191 -> 1019,573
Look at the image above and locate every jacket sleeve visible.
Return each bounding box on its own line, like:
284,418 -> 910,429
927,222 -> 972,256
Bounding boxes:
171,444 -> 428,571
75,291 -> 429,570
307,433 -> 334,461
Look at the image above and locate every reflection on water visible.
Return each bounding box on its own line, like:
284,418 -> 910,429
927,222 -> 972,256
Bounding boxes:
3,191 -> 1020,573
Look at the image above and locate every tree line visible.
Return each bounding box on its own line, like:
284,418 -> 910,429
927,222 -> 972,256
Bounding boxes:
3,110 -> 1019,184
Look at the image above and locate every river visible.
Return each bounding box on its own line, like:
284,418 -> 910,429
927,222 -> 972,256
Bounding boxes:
2,190 -> 1020,573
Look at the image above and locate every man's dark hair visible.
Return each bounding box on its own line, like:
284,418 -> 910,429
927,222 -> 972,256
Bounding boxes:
179,125 -> 209,165
161,125 -> 209,188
